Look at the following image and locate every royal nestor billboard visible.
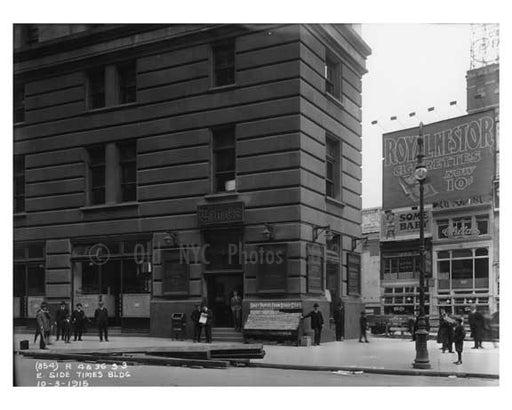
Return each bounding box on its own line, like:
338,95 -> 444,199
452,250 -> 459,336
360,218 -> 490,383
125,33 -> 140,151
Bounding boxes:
382,110 -> 496,209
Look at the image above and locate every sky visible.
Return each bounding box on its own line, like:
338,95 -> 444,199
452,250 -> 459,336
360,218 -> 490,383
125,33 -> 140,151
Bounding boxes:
360,24 -> 473,209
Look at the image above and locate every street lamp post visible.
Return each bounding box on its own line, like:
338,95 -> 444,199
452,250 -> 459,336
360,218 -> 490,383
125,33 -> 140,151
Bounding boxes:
413,122 -> 431,369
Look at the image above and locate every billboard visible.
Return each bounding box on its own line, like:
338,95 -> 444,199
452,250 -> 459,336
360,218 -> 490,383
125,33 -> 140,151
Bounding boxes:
382,110 -> 496,209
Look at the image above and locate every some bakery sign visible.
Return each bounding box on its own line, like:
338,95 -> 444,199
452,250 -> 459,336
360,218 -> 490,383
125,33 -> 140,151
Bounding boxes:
381,208 -> 432,241
382,110 -> 496,209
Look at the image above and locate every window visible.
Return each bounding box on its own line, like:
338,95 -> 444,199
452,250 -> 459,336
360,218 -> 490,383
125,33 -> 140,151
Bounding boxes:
436,214 -> 489,239
88,145 -> 106,205
119,141 -> 137,202
436,248 -> 489,291
13,243 -> 46,316
118,61 -> 137,104
24,25 -> 39,46
212,42 -> 235,87
14,155 -> 25,213
14,83 -> 25,123
476,215 -> 489,235
325,54 -> 342,101
325,136 -> 341,200
86,141 -> 137,206
213,126 -> 236,192
88,67 -> 106,109
87,61 -> 137,109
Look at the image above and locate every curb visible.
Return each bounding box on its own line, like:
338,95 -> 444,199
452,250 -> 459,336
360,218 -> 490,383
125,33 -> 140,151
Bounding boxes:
248,362 -> 499,380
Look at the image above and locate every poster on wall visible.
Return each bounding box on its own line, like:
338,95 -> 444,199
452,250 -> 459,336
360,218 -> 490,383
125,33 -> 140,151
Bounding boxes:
382,110 -> 496,209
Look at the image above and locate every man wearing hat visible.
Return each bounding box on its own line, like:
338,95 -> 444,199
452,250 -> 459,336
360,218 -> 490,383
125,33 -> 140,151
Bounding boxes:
94,301 -> 109,342
36,302 -> 51,349
71,303 -> 87,341
55,301 -> 69,341
302,303 -> 324,346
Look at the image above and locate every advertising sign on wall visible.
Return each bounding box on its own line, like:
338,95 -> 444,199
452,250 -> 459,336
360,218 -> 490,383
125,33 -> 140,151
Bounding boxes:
382,110 -> 496,209
362,208 -> 381,234
381,208 -> 432,241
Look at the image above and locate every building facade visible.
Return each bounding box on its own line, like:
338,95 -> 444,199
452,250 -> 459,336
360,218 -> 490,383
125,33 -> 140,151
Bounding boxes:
369,64 -> 500,318
13,24 -> 371,339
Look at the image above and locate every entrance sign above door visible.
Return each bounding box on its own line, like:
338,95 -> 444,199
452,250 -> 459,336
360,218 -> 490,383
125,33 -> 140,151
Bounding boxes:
197,202 -> 244,227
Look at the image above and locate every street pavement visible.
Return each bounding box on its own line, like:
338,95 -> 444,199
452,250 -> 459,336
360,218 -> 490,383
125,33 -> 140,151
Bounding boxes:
13,332 -> 498,379
13,355 -> 498,386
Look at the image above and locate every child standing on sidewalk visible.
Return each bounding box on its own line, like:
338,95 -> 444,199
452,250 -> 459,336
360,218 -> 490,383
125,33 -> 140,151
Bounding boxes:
453,317 -> 466,365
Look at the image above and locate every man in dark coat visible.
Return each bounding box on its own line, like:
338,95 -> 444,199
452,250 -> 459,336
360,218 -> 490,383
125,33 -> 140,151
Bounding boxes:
94,301 -> 109,342
468,306 -> 485,348
302,303 -> 324,346
190,304 -> 201,342
438,310 -> 454,353
333,301 -> 345,341
71,303 -> 87,341
453,317 -> 466,365
55,301 -> 69,341
359,311 -> 369,343
36,302 -> 51,349
198,305 -> 213,343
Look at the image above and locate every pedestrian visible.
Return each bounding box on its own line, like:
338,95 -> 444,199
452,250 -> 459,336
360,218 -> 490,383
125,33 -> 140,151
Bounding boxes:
190,304 -> 201,342
62,314 -> 72,343
333,300 -> 345,341
36,302 -> 51,350
198,304 -> 213,343
94,301 -> 109,342
359,311 -> 369,343
468,305 -> 485,349
71,303 -> 86,341
453,317 -> 466,365
302,303 -> 324,346
438,309 -> 454,353
230,290 -> 242,331
55,301 -> 69,341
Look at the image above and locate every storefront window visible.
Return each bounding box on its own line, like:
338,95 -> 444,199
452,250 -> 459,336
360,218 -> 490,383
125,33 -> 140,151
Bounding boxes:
435,248 -> 489,292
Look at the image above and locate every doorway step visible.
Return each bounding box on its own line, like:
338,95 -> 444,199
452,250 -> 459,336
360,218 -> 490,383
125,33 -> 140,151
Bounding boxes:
212,327 -> 244,343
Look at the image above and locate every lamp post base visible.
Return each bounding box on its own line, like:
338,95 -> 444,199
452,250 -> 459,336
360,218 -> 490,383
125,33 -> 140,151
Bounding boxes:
413,317 -> 431,369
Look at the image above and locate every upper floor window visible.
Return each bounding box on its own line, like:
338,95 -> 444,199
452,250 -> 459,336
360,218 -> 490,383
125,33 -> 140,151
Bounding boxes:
87,67 -> 106,109
325,135 -> 341,200
86,61 -> 137,110
436,214 -> 489,239
87,141 -> 137,206
119,141 -> 137,202
118,61 -> 137,104
213,126 -> 236,192
325,54 -> 342,101
24,25 -> 39,46
14,155 -> 25,213
14,83 -> 25,123
212,42 -> 235,87
87,145 -> 106,205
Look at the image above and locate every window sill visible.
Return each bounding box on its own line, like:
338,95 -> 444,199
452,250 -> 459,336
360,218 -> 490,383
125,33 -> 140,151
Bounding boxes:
14,212 -> 27,219
204,192 -> 239,201
208,84 -> 237,93
14,121 -> 26,127
325,196 -> 345,208
325,92 -> 344,108
84,101 -> 139,114
80,201 -> 140,212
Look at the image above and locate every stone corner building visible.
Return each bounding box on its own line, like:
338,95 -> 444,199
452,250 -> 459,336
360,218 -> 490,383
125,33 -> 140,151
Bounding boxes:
13,24 -> 371,340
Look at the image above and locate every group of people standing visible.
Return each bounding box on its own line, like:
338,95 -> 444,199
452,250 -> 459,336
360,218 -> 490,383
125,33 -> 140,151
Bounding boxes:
34,300 -> 109,349
437,306 -> 488,365
190,304 -> 213,343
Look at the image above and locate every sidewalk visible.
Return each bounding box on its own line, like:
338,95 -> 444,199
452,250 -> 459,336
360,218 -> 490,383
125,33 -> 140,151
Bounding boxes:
13,332 -> 498,379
